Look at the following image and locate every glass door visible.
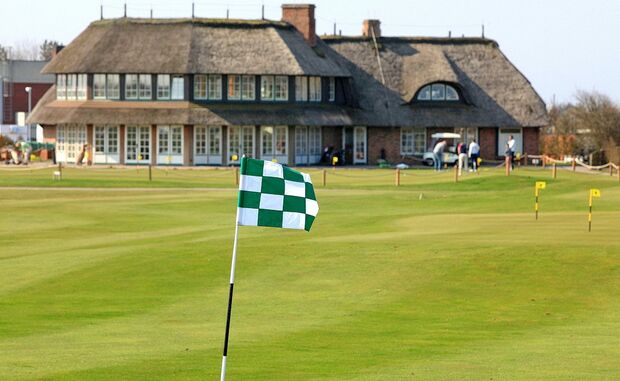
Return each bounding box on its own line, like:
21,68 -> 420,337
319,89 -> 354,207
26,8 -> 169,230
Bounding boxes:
295,126 -> 321,165
228,126 -> 255,164
194,126 -> 222,165
353,126 -> 367,164
56,124 -> 87,163
126,125 -> 151,164
94,125 -> 119,164
260,126 -> 288,164
157,125 -> 184,165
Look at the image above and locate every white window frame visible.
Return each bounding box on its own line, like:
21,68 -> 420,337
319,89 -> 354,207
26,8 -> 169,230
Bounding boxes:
77,74 -> 87,100
66,74 -> 77,100
228,75 -> 241,100
56,124 -> 87,163
157,74 -> 171,100
194,74 -> 207,100
309,76 -> 321,102
56,74 -> 67,100
107,74 -> 120,100
208,75 -> 222,100
241,75 -> 255,100
93,74 -> 106,99
139,74 -> 152,100
125,125 -> 151,164
171,76 -> 184,100
295,76 -> 308,101
228,125 -> 255,164
93,125 -> 120,164
400,127 -> 427,155
261,76 -> 275,101
125,74 -> 139,100
353,126 -> 367,164
260,125 -> 288,164
194,125 -> 223,165
274,76 -> 288,101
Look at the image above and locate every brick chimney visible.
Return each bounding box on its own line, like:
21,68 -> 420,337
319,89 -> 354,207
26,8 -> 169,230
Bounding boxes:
282,4 -> 316,47
362,19 -> 381,38
51,45 -> 64,59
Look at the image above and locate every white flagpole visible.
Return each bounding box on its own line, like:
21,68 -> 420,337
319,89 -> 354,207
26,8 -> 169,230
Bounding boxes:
220,209 -> 240,381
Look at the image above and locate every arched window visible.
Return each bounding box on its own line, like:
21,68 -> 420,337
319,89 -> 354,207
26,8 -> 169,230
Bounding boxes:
416,83 -> 461,102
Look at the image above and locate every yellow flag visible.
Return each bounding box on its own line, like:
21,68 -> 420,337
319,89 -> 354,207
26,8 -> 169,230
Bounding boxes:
591,189 -> 601,198
536,181 -> 546,190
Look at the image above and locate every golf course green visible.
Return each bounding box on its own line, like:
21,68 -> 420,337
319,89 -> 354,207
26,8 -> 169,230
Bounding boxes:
0,166 -> 618,380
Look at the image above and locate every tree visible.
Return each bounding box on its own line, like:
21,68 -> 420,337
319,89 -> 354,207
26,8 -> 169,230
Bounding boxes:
572,91 -> 620,163
0,44 -> 7,61
39,39 -> 62,60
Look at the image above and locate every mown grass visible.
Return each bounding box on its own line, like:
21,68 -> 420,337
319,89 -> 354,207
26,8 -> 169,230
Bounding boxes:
0,167 -> 618,380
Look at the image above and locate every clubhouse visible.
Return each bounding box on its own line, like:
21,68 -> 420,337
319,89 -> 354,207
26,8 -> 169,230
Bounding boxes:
28,4 -> 548,166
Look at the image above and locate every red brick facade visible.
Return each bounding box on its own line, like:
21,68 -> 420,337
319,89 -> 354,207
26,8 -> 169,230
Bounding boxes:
3,82 -> 52,124
523,127 -> 539,155
478,127 -> 497,159
281,4 -> 316,46
368,127 -> 400,164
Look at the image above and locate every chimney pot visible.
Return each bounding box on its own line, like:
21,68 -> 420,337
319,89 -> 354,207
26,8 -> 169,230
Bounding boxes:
282,4 -> 316,47
362,19 -> 381,38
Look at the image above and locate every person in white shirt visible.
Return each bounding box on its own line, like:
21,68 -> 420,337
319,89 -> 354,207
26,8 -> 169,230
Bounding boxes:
432,140 -> 447,171
457,141 -> 468,175
506,135 -> 516,170
468,140 -> 480,172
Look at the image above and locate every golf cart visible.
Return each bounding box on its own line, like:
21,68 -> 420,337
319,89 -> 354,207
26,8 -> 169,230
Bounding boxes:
422,132 -> 461,167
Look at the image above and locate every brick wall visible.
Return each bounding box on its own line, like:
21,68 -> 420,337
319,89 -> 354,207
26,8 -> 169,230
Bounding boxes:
42,125 -> 56,143
523,127 -> 540,155
368,127 -> 400,164
3,82 -> 52,124
322,126 -> 342,151
281,4 -> 316,46
478,127 -> 497,159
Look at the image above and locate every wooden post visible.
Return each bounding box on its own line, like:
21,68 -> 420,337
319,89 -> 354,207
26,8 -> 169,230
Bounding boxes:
234,167 -> 239,186
322,169 -> 326,187
58,162 -> 62,179
454,164 -> 459,183
148,164 -> 152,181
572,158 -> 576,172
542,156 -> 546,169
395,169 -> 401,186
505,157 -> 510,176
552,163 -> 557,179
610,164 -> 613,176
524,153 -> 528,166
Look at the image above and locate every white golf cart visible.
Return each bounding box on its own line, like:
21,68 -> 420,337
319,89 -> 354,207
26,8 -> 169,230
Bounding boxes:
422,132 -> 461,167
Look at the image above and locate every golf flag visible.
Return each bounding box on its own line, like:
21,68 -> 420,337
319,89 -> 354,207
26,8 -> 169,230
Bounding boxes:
237,157 -> 319,231
590,189 -> 601,198
536,181 -> 546,190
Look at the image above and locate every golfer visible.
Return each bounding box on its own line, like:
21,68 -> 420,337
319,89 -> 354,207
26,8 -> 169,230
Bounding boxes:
432,140 -> 447,171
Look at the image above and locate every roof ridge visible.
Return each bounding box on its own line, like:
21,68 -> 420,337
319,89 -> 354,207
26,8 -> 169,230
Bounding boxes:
91,17 -> 292,28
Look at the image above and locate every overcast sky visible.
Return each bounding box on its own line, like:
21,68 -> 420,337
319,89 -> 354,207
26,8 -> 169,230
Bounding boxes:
1,0 -> 619,104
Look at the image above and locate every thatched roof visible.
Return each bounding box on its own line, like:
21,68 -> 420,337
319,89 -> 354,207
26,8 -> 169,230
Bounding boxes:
323,36 -> 548,127
42,18 -> 350,77
28,86 -> 353,126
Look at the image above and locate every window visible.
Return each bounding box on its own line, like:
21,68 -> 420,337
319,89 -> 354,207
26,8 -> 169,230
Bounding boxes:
329,77 -> 335,102
455,127 -> 478,144
171,76 -> 184,100
261,76 -> 274,101
208,75 -> 222,100
209,126 -> 221,155
194,75 -> 207,99
157,74 -> 170,99
56,74 -> 67,100
66,74 -> 76,99
77,74 -> 87,100
295,76 -> 308,101
139,75 -> 152,99
125,74 -> 138,99
274,76 -> 288,101
228,126 -> 254,160
261,126 -> 287,158
309,76 -> 321,102
107,74 -> 120,99
228,75 -> 241,100
93,74 -> 106,99
400,127 -> 426,155
261,126 -> 274,156
416,83 -> 460,101
242,75 -> 255,100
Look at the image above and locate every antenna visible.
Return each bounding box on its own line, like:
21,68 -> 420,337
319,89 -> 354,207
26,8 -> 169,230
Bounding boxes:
226,8 -> 230,19
333,22 -> 336,36
123,3 -> 127,18
448,30 -> 452,38
150,7 -> 153,19
100,4 -> 103,20
482,24 -> 485,38
261,4 -> 265,20
192,2 -> 195,18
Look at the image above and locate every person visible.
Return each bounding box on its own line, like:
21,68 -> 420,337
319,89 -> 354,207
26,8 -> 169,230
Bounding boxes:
16,141 -> 32,165
468,139 -> 480,172
432,140 -> 447,171
457,141 -> 468,175
506,135 -> 516,170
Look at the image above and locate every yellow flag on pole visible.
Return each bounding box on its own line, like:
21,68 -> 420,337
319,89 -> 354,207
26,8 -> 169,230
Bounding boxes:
536,181 -> 546,190
591,189 -> 601,198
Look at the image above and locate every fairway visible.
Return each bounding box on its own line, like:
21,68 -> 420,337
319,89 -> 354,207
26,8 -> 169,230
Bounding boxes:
1,167 -> 619,380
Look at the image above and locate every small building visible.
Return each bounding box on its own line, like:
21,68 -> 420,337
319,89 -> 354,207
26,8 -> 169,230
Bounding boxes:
1,60 -> 55,140
28,4 -> 547,165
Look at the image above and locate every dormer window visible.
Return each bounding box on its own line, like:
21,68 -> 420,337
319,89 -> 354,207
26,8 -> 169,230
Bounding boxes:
416,83 -> 461,102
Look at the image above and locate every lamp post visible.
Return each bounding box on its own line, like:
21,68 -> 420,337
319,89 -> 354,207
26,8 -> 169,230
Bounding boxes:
25,86 -> 32,141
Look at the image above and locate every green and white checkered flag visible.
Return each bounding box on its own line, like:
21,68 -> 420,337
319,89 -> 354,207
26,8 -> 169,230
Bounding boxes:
237,157 -> 319,231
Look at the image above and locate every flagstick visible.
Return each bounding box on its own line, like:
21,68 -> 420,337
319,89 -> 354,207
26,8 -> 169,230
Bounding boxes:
221,209 -> 240,381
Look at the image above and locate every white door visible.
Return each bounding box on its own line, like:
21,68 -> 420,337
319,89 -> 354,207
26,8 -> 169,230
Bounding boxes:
353,126 -> 367,164
228,126 -> 255,165
126,125 -> 151,164
295,126 -> 322,165
94,125 -> 119,164
260,126 -> 288,164
157,125 -> 184,165
56,124 -> 87,164
497,127 -> 523,157
194,126 -> 222,165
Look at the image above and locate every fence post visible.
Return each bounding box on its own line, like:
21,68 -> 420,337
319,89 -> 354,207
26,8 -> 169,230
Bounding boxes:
395,168 -> 401,186
610,164 -> 614,176
234,167 -> 239,186
542,156 -> 546,169
572,158 -> 576,172
505,157 -> 510,176
552,163 -> 557,179
148,164 -> 152,181
58,162 -> 62,179
322,169 -> 326,187
524,153 -> 528,166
